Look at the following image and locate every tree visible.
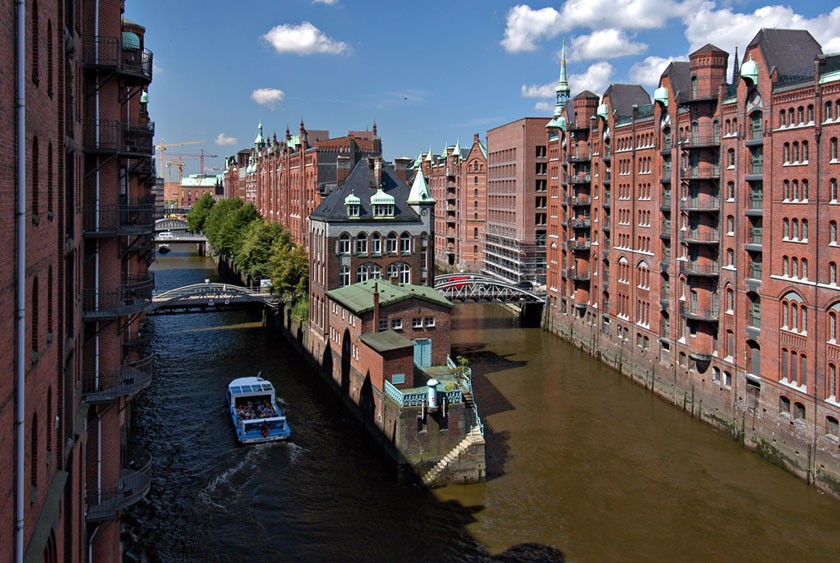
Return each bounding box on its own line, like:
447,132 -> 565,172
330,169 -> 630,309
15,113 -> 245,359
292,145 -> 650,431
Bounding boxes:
270,236 -> 309,304
204,197 -> 243,250
237,220 -> 283,282
187,193 -> 215,233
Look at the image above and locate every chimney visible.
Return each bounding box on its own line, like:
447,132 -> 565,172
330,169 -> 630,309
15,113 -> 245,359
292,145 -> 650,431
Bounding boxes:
336,155 -> 351,185
374,156 -> 382,189
393,157 -> 411,182
373,282 -> 380,331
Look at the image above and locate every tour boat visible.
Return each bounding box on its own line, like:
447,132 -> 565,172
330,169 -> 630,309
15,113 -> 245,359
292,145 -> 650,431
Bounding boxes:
226,375 -> 292,444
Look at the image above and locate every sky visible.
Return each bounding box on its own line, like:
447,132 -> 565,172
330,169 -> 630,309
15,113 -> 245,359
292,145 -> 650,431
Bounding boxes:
126,0 -> 840,176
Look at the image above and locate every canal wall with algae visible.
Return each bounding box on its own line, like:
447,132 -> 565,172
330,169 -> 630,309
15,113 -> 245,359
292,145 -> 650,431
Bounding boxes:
543,308 -> 840,499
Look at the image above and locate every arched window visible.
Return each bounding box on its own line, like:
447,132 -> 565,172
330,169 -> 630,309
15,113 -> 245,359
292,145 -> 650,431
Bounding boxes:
31,0 -> 39,84
32,137 -> 39,217
370,264 -> 381,279
355,265 -> 369,283
339,266 -> 350,287
338,233 -> 350,255
46,387 -> 52,452
386,232 -> 398,254
47,20 -> 53,95
31,413 -> 38,489
32,277 -> 39,353
399,232 -> 411,254
355,232 -> 367,255
47,142 -> 53,218
370,232 -> 381,255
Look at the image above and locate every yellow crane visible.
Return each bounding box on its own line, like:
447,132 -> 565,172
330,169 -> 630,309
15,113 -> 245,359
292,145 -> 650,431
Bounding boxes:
166,160 -> 186,183
155,139 -> 204,177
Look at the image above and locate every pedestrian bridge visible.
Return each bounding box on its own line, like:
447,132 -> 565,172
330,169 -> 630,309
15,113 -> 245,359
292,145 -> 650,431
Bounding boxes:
433,274 -> 545,304
149,283 -> 278,314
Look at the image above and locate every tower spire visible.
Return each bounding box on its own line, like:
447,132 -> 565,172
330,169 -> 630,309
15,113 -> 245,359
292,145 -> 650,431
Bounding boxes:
732,46 -> 740,83
555,39 -> 571,117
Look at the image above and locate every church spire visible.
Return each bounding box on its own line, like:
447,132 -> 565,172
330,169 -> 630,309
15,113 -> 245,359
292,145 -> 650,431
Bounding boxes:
732,46 -> 740,83
555,39 -> 571,117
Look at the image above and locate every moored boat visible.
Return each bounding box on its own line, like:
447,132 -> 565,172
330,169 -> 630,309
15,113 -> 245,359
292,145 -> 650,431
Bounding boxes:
226,375 -> 291,444
157,243 -> 170,254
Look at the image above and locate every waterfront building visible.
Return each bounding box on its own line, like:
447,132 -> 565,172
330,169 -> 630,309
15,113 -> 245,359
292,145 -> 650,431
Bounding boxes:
307,156 -> 435,357
1,1 -> 155,560
165,173 -> 221,207
422,134 -> 488,273
485,117 -> 550,285
544,28 -> 840,493
223,121 -> 381,248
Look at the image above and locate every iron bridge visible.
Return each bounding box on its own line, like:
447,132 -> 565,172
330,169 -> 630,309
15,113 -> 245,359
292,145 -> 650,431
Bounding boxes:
433,274 -> 545,304
149,283 -> 278,314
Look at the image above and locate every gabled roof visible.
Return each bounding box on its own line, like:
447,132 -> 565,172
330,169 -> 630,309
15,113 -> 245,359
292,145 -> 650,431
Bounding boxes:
360,330 -> 414,353
661,61 -> 691,98
328,279 -> 453,315
602,84 -> 651,117
691,43 -> 727,56
309,159 -> 423,223
575,90 -> 599,100
748,28 -> 822,77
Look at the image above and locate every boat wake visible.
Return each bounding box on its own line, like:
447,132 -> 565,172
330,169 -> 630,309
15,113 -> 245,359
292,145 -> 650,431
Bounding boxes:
198,445 -> 273,509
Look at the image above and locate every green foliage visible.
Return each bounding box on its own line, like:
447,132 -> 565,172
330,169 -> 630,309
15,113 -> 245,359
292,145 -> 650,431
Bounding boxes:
237,220 -> 283,282
270,237 -> 309,303
204,198 -> 243,251
291,297 -> 309,321
187,193 -> 215,233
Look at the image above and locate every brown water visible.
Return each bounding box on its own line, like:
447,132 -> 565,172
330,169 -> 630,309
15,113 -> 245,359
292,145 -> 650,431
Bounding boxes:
124,247 -> 840,562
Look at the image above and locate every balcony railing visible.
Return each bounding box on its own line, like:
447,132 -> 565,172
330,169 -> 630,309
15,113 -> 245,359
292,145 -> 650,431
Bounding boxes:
82,36 -> 153,83
568,239 -> 591,251
569,268 -> 591,281
748,163 -> 764,176
748,194 -> 764,210
571,174 -> 592,184
83,200 -> 156,237
660,194 -> 672,210
683,165 -> 721,179
680,132 -> 721,147
748,262 -> 763,279
569,152 -> 591,162
680,197 -> 720,211
568,196 -> 591,206
660,170 -> 672,183
85,447 -> 153,523
680,302 -> 720,321
83,275 -> 154,319
679,261 -> 720,276
84,119 -> 155,156
571,218 -> 591,229
81,354 -> 154,405
680,229 -> 721,244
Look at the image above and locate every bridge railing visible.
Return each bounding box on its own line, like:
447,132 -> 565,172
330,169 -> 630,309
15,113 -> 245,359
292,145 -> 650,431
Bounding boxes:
384,380 -> 463,408
448,356 -> 484,436
83,275 -> 155,319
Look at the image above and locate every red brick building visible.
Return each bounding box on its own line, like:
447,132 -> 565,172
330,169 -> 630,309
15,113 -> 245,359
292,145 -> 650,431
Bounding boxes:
223,121 -> 381,248
1,1 -> 155,561
422,134 -> 488,272
545,28 -> 840,494
485,117 -> 550,285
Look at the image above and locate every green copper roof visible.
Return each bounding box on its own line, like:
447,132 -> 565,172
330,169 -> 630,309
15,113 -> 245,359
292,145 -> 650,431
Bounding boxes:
344,192 -> 361,205
741,55 -> 758,85
425,147 -> 433,163
122,31 -> 140,50
328,279 -> 453,315
254,121 -> 265,145
140,90 -> 149,104
407,168 -> 433,204
597,103 -> 609,120
654,86 -> 669,107
370,187 -> 395,205
360,330 -> 414,353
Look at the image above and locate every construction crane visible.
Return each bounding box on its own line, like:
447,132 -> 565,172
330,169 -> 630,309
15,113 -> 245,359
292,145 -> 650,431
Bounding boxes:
168,148 -> 219,174
155,140 -> 204,177
166,160 -> 186,183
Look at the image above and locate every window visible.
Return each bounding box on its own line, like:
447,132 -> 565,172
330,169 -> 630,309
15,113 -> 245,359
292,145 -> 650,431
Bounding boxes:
339,266 -> 350,287
831,138 -> 838,161
779,396 -> 791,415
379,319 -> 389,331
338,233 -> 351,255
391,318 -> 403,330
424,316 -> 436,327
827,417 -> 839,438
832,262 -> 838,285
356,265 -> 369,283
370,264 -> 381,279
727,215 -> 735,235
387,232 -> 398,254
727,148 -> 735,168
370,232 -> 381,255
832,221 -> 837,244
400,233 -> 411,254
355,233 -> 368,255
830,364 -> 838,399
795,402 -> 806,420
412,317 -> 422,328
727,182 -> 735,201
31,0 -> 39,84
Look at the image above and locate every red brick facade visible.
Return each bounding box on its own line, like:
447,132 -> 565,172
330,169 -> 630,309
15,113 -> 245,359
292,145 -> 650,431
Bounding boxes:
545,29 -> 840,495
1,1 -> 155,560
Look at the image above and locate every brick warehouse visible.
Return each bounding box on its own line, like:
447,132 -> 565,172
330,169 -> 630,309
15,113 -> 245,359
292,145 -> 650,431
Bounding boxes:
1,1 -> 155,561
544,28 -> 840,495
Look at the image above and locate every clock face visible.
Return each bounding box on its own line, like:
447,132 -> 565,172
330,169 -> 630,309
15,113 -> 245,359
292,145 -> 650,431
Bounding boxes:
421,209 -> 428,216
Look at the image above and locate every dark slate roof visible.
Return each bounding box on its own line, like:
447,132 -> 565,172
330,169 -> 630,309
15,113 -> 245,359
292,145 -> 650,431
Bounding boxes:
575,90 -> 599,99
603,84 -> 651,117
692,43 -> 727,56
662,61 -> 691,98
309,158 -> 423,224
748,28 -> 822,77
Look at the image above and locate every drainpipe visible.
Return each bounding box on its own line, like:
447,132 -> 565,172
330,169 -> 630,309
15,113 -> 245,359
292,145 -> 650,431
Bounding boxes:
15,0 -> 27,560
92,3 -> 102,559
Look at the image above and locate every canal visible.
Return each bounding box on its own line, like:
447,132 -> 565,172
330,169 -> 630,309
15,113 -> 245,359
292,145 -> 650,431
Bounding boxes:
124,246 -> 840,562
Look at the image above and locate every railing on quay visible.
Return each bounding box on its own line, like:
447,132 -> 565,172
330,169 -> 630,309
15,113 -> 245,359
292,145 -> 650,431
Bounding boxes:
83,275 -> 155,319
383,380 -> 462,407
81,353 -> 154,404
85,446 -> 153,523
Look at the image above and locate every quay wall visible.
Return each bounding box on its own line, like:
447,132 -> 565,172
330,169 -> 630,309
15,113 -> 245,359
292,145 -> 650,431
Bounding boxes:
543,311 -> 840,499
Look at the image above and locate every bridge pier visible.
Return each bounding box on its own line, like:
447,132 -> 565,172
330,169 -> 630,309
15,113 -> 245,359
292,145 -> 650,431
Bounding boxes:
196,242 -> 206,256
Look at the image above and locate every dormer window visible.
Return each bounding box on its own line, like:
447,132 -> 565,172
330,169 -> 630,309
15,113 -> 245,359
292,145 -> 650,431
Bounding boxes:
347,203 -> 360,217
344,192 -> 361,219
373,204 -> 394,218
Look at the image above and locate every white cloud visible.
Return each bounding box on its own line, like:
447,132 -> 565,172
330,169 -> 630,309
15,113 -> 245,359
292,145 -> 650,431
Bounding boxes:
629,55 -> 686,89
215,133 -> 238,146
534,101 -> 553,112
683,3 -> 840,57
570,29 -> 648,60
570,61 -> 614,96
262,22 -> 350,55
251,88 -> 286,109
500,5 -> 562,53
558,0 -> 698,32
521,82 -> 555,98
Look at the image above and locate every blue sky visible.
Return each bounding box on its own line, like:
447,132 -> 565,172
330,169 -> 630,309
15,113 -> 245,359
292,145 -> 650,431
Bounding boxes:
127,0 -> 840,174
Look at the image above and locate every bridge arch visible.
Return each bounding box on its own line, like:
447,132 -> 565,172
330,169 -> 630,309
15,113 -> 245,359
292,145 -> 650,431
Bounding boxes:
148,283 -> 278,314
434,274 -> 545,304
155,218 -> 189,232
